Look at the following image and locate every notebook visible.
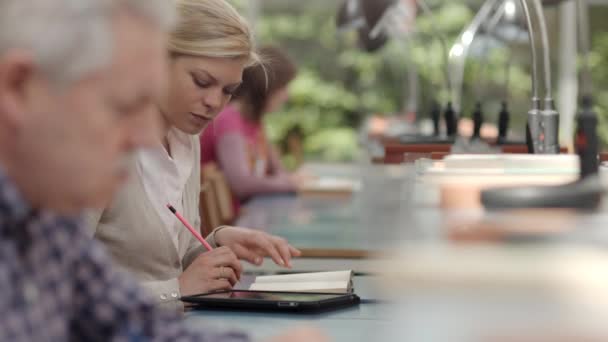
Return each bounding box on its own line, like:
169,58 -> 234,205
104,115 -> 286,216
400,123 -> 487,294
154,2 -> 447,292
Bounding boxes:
248,270 -> 354,293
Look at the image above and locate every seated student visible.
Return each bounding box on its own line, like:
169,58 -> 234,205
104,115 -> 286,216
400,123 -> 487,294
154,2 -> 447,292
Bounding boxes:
87,0 -> 301,309
0,0 -> 325,341
200,46 -> 304,214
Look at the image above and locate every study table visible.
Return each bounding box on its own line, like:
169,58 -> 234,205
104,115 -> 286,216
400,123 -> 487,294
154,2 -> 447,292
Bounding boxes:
236,162 -> 412,274
188,163 -> 405,341
382,161 -> 608,341
224,160 -> 608,340
235,160 -> 608,268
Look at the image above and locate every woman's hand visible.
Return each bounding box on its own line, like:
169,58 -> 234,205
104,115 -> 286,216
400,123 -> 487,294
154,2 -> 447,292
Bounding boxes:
215,227 -> 301,268
178,246 -> 242,296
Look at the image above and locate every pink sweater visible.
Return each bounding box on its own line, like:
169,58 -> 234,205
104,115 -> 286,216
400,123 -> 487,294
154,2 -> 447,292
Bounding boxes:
200,106 -> 294,213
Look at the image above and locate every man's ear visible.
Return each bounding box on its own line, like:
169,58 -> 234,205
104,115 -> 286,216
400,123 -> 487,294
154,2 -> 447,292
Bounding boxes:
0,51 -> 36,129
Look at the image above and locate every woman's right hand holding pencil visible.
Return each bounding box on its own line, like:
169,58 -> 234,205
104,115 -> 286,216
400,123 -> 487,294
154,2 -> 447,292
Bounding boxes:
178,246 -> 242,296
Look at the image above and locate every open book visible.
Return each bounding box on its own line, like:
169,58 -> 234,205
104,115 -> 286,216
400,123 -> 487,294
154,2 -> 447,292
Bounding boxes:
248,270 -> 354,293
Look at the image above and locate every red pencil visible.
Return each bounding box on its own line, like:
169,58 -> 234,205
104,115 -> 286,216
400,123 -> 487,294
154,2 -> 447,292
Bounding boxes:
166,204 -> 214,251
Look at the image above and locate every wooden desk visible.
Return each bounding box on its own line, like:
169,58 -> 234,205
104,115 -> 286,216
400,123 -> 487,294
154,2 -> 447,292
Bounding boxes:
381,143 -> 569,164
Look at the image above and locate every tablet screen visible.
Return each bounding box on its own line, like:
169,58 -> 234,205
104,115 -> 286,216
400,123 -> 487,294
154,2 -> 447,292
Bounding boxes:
193,291 -> 345,302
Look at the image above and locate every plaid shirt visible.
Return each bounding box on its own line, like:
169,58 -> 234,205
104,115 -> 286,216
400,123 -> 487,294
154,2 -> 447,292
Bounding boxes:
0,166 -> 249,342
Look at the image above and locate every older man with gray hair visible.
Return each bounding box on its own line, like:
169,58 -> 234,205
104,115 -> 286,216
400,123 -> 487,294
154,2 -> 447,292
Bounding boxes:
0,0 -> 326,341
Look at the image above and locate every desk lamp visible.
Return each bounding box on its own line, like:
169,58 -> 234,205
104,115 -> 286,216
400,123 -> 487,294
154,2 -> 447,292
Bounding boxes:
450,0 -> 544,149
533,0 -> 559,154
482,0 -> 602,210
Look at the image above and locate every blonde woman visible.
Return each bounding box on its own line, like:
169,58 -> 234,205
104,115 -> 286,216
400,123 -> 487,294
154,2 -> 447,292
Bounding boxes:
87,0 -> 300,309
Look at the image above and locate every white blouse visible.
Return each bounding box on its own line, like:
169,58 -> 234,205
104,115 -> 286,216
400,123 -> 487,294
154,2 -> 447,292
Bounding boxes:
136,128 -> 194,250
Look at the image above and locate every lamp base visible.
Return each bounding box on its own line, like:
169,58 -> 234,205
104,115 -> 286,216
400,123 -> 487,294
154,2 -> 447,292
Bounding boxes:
481,176 -> 603,210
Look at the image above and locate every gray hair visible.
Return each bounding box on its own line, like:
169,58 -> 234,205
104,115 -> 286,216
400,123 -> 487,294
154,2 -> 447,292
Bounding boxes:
0,0 -> 176,85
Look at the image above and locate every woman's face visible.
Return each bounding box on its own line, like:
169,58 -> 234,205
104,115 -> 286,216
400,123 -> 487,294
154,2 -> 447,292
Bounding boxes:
160,55 -> 246,135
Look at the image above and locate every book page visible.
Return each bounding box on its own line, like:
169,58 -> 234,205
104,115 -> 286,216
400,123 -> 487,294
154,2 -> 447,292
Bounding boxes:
249,281 -> 350,293
253,271 -> 352,284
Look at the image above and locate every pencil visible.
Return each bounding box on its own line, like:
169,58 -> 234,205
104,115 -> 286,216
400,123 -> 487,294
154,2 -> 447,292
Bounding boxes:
166,204 -> 214,251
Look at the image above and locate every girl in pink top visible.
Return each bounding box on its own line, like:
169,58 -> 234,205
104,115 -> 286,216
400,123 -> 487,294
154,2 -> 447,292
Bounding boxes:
201,46 -> 299,213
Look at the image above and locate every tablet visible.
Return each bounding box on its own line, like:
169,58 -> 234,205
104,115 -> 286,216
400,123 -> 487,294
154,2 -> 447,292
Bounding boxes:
181,290 -> 360,313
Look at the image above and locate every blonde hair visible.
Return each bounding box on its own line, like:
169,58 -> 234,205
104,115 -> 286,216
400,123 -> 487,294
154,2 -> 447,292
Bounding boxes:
169,0 -> 258,66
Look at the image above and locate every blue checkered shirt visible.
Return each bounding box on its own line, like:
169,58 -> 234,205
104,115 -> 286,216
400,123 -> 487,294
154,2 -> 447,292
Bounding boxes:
0,167 -> 250,342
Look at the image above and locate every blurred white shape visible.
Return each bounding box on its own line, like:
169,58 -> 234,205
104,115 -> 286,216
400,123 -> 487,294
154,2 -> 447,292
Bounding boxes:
504,0 -> 517,20
449,43 -> 464,58
461,30 -> 474,45
379,244 -> 608,341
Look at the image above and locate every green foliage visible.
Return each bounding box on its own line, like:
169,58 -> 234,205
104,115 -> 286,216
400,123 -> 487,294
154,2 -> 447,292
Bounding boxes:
415,2 -> 473,33
304,128 -> 360,162
232,0 -> 547,161
255,1 -> 408,162
590,33 -> 608,147
264,70 -> 363,165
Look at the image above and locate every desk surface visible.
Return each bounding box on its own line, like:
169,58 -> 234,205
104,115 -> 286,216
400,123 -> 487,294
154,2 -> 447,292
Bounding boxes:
237,163 -> 412,259
184,276 -> 393,342
232,161 -> 608,340
237,161 -> 608,260
237,194 -> 372,251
